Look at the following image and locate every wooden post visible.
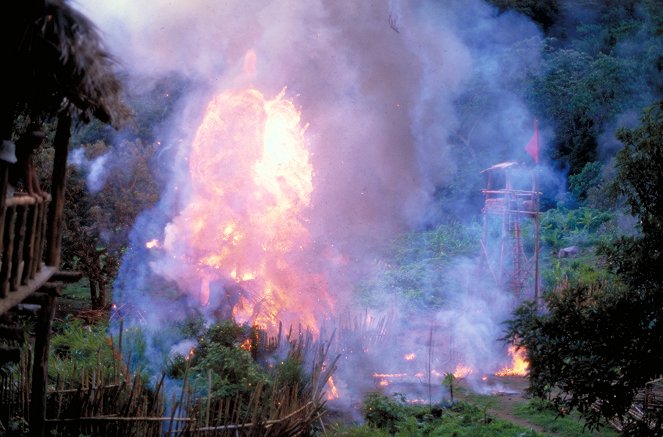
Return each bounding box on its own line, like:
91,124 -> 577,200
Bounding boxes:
29,291 -> 56,437
532,168 -> 540,311
45,113 -> 71,267
21,202 -> 38,284
33,201 -> 48,276
0,206 -> 17,297
10,204 -> 28,290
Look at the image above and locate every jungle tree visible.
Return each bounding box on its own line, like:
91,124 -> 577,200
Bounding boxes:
504,101 -> 663,435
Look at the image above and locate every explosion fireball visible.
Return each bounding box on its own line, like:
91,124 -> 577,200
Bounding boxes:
152,86 -> 333,333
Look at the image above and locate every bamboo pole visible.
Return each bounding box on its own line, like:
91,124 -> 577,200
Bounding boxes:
45,113 -> 71,267
29,292 -> 55,437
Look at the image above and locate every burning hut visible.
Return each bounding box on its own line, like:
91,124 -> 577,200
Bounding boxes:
0,1 -> 128,435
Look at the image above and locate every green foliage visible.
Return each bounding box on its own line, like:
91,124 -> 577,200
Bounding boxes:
569,161 -> 603,202
363,392 -> 408,434
529,47 -> 637,175
540,206 -> 613,250
541,256 -> 606,294
329,424 -> 391,437
192,343 -> 268,399
503,280 -> 657,431
442,372 -> 456,403
167,319 -> 310,406
49,318 -> 115,381
514,399 -> 619,437
356,222 -> 480,310
59,137 -> 162,308
356,393 -> 542,437
273,355 -> 306,391
611,102 -> 663,246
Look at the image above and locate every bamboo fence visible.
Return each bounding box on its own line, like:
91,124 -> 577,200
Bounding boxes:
0,322 -> 339,436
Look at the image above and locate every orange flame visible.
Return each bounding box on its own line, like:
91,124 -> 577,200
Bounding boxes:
157,86 -> 334,333
327,376 -> 339,400
495,345 -> 529,376
240,338 -> 252,351
404,353 -> 416,361
453,364 -> 473,378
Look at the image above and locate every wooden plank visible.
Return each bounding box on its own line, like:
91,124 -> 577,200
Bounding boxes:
0,266 -> 56,315
45,113 -> 71,267
50,270 -> 83,283
5,196 -> 39,207
10,204 -> 28,290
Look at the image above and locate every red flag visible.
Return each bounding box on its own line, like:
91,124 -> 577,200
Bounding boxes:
525,119 -> 539,164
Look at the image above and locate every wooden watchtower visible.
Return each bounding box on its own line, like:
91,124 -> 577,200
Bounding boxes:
479,162 -> 541,305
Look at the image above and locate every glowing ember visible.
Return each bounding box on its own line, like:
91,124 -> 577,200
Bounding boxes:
372,373 -> 408,379
155,86 -> 334,333
379,379 -> 389,387
404,353 -> 416,361
186,347 -> 195,361
240,338 -> 252,351
453,364 -> 473,378
327,376 -> 339,400
145,239 -> 160,249
495,345 -> 529,376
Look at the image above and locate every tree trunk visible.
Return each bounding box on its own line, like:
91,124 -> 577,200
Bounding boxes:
89,276 -> 98,309
97,278 -> 106,309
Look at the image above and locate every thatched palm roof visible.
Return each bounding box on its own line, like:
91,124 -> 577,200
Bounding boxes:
2,0 -> 131,133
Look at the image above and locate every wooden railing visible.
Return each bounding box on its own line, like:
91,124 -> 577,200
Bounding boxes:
0,194 -> 56,314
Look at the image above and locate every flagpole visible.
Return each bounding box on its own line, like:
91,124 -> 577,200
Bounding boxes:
532,118 -> 540,311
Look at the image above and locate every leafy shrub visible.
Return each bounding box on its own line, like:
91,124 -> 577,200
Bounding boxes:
49,318 -> 115,380
540,207 -> 613,251
363,392 -> 407,434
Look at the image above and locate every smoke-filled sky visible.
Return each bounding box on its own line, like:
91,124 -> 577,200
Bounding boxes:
74,0 -> 550,399
76,0 -> 543,252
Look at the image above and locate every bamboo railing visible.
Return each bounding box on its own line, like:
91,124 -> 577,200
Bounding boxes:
0,193 -> 55,315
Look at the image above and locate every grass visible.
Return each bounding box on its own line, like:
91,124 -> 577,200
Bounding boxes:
513,400 -> 619,437
326,392 -> 544,437
48,317 -> 116,382
62,279 -> 90,300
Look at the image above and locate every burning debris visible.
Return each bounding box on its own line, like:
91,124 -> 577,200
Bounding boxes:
495,345 -> 529,377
